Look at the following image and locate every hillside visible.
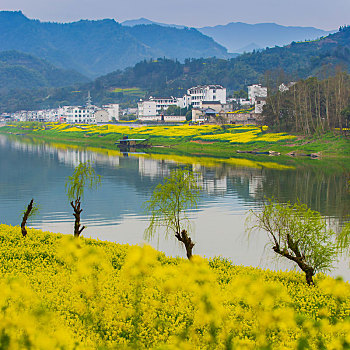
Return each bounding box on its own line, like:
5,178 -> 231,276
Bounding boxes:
1,26 -> 350,113
0,11 -> 230,78
0,51 -> 89,91
95,26 -> 350,92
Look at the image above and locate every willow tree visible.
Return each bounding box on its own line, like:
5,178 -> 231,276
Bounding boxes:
21,199 -> 39,237
337,178 -> 350,254
247,199 -> 338,285
66,162 -> 101,237
144,168 -> 201,260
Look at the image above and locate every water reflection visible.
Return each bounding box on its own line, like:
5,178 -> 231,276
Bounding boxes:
0,134 -> 349,278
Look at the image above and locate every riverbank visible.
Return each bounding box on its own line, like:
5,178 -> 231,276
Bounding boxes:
1,224 -> 350,349
2,122 -> 350,159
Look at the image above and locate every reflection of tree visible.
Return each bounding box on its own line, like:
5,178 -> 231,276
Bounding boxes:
247,168 -> 350,221
1,133 -> 350,225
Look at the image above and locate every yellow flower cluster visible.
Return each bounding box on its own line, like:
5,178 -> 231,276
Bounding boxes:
0,224 -> 349,349
42,123 -> 295,144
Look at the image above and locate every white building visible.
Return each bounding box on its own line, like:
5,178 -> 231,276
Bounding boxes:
64,106 -> 96,124
254,97 -> 267,114
248,84 -> 267,105
137,100 -> 157,117
186,85 -> 226,107
137,85 -> 226,118
149,96 -> 179,115
138,115 -> 186,122
94,110 -> 110,123
279,82 -> 296,92
102,104 -> 119,121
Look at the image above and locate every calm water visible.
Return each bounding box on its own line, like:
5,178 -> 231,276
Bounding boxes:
1,133 -> 349,278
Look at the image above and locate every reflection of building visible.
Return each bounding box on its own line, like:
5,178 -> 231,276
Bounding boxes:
138,158 -> 171,179
201,177 -> 227,194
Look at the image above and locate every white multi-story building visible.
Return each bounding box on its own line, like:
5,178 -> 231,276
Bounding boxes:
186,85 -> 226,107
138,98 -> 179,118
137,100 -> 157,117
149,97 -> 179,115
248,84 -> 267,105
64,106 -> 96,124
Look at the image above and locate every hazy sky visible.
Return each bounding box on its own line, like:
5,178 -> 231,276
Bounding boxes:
1,0 -> 348,30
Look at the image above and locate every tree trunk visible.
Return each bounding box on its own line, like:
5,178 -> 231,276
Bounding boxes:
70,197 -> 85,237
175,229 -> 195,260
273,235 -> 315,286
21,199 -> 34,237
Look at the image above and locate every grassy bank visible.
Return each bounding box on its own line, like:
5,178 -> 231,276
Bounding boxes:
1,224 -> 350,349
2,122 -> 350,158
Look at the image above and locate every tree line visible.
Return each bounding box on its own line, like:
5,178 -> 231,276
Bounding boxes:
263,70 -> 350,134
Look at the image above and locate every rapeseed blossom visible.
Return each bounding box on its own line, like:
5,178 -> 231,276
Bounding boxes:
12,122 -> 296,144
0,224 -> 349,349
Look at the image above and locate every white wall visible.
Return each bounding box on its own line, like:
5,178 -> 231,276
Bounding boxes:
248,85 -> 267,104
138,101 -> 157,117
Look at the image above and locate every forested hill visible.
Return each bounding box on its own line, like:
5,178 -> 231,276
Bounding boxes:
0,51 -> 89,91
1,26 -> 350,113
93,26 -> 350,93
0,11 -> 229,78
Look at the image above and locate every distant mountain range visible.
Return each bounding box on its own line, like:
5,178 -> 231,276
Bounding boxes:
0,51 -> 89,91
122,18 -> 186,29
198,22 -> 335,53
1,25 -> 349,114
0,11 -> 230,78
121,18 -> 335,53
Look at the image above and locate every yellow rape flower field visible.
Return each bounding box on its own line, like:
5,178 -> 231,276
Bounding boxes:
20,123 -> 295,144
1,224 -> 350,349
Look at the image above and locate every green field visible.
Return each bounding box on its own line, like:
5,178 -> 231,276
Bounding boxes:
1,122 -> 350,159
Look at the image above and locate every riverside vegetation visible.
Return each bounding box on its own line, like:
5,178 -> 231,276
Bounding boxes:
1,224 -> 350,349
2,122 -> 350,158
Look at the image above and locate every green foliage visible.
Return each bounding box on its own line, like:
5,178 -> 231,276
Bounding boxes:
21,201 -> 39,222
2,25 -> 350,113
247,199 -> 338,279
337,178 -> 350,254
0,50 -> 88,91
144,168 -> 200,240
66,161 -> 101,201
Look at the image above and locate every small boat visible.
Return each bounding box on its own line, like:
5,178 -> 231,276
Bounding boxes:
115,137 -> 151,149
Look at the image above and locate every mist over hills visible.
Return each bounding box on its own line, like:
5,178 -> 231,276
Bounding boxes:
198,22 -> 334,53
121,18 -> 334,53
122,18 -> 186,29
0,11 -> 230,78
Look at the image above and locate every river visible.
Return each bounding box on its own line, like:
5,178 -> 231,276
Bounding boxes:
0,133 -> 349,279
